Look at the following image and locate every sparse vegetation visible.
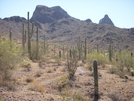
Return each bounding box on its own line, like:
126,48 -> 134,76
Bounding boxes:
0,39 -> 22,81
87,52 -> 109,68
61,90 -> 90,101
0,9 -> 134,100
67,57 -> 78,79
29,81 -> 45,93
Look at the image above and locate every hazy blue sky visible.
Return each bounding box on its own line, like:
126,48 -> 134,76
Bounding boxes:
0,0 -> 134,28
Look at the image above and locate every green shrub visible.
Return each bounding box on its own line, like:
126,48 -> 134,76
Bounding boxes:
30,43 -> 46,61
86,52 -> 109,67
115,51 -> 134,72
0,39 -> 22,80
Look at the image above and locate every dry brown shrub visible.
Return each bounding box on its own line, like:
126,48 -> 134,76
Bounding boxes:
29,81 -> 45,93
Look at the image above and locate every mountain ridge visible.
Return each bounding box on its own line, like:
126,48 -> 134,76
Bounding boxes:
0,5 -> 134,50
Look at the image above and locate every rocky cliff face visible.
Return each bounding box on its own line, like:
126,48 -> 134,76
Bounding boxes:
99,14 -> 114,26
30,5 -> 70,24
3,16 -> 26,22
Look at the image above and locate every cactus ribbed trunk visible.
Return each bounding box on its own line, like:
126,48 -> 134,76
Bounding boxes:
109,38 -> 112,61
27,12 -> 34,60
22,23 -> 24,49
36,27 -> 39,60
131,53 -> 133,67
44,35 -> 46,54
84,38 -> 87,59
93,60 -> 99,98
27,12 -> 31,59
59,51 -> 61,58
9,30 -> 12,49
77,36 -> 81,60
9,31 -> 12,42
70,49 -> 72,58
22,23 -> 26,51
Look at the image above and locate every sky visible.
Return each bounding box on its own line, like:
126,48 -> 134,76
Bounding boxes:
0,0 -> 134,28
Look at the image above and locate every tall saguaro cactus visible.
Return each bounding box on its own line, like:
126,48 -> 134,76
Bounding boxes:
27,12 -> 34,59
131,52 -> 133,67
9,30 -> 12,42
27,12 -> 31,59
22,23 -> 26,51
84,38 -> 87,59
77,36 -> 82,60
108,38 -> 112,61
93,60 -> 99,98
44,35 -> 46,54
36,27 -> 39,60
9,30 -> 12,49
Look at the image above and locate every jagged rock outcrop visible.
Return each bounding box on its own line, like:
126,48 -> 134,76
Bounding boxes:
3,16 -> 26,22
85,19 -> 92,22
30,5 -> 70,24
99,14 -> 114,26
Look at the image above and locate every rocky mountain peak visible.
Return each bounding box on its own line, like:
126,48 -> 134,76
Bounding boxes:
3,16 -> 26,22
30,5 -> 70,24
99,14 -> 114,26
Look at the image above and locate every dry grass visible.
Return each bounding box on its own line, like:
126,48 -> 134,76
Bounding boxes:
29,81 -> 45,93
0,75 -> 3,86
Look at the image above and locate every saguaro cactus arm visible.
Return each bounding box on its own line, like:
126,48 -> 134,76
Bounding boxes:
30,22 -> 34,38
93,59 -> 99,98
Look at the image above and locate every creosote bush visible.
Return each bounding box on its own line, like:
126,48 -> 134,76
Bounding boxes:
87,52 -> 109,68
115,51 -> 134,72
67,58 -> 78,79
0,39 -> 22,81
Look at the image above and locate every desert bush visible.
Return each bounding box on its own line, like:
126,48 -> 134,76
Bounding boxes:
20,56 -> 31,67
109,66 -> 119,74
58,75 -> 69,91
0,39 -> 22,80
115,51 -> 134,72
86,52 -> 109,68
67,58 -> 78,79
29,42 -> 46,61
61,90 -> 90,101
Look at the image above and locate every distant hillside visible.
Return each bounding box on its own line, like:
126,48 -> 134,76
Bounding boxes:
0,5 -> 134,50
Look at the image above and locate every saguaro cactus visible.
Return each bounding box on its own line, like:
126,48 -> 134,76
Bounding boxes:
84,38 -> 87,59
43,35 -> 46,54
27,12 -> 34,59
93,60 -> 99,98
9,29 -> 12,49
108,38 -> 112,61
131,52 -> 133,67
22,23 -> 26,51
27,12 -> 31,59
36,27 -> 39,60
77,36 -> 82,60
59,51 -> 61,58
70,48 -> 72,58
